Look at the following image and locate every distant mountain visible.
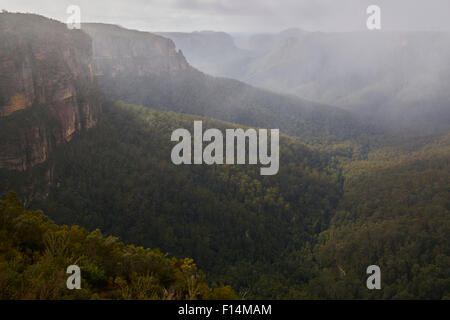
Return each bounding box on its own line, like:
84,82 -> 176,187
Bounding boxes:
82,23 -> 374,144
234,28 -> 306,53
311,131 -> 450,299
157,30 -> 253,77
232,31 -> 450,129
18,100 -> 343,299
171,28 -> 450,130
5,99 -> 449,299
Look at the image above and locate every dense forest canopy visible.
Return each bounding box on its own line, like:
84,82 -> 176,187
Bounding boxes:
0,191 -> 237,299
2,101 -> 448,299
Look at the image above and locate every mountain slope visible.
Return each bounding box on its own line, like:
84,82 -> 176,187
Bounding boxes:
233,31 -> 450,129
0,100 -> 342,298
82,23 -> 375,144
309,132 -> 450,299
0,191 -> 236,299
156,30 -> 252,77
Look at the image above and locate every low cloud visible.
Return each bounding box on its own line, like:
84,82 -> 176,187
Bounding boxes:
2,0 -> 450,32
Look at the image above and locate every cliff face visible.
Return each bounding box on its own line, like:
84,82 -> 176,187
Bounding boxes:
82,23 -> 189,78
0,13 -> 100,171
81,23 -> 368,143
81,23 -> 201,114
156,31 -> 249,77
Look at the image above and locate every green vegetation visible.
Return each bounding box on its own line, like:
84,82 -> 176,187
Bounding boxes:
309,134 -> 450,299
1,12 -> 449,300
4,100 -> 341,298
0,191 -> 237,299
1,101 -> 449,299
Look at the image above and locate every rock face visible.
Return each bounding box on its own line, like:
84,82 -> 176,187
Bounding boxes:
156,31 -> 251,77
82,23 -> 189,78
0,13 -> 100,170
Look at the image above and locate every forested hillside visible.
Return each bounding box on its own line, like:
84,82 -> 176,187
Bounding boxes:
2,100 -> 342,298
2,100 -> 448,299
309,133 -> 450,299
231,31 -> 450,129
0,191 -> 236,299
156,31 -> 251,78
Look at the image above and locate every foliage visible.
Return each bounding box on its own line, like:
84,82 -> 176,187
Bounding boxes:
5,100 -> 341,298
308,133 -> 450,299
0,191 -> 237,300
1,101 -> 449,299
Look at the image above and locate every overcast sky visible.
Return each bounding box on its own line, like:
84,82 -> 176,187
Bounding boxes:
1,0 -> 450,33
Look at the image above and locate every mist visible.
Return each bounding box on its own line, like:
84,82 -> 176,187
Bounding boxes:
2,0 -> 450,33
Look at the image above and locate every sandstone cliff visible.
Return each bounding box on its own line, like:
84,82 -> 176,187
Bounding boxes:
156,31 -> 250,77
82,23 -> 189,78
0,13 -> 100,170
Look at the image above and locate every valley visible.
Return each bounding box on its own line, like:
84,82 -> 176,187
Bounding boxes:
0,12 -> 449,300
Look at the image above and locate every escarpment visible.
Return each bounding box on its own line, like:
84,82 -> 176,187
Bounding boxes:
82,23 -> 189,78
0,13 -> 100,170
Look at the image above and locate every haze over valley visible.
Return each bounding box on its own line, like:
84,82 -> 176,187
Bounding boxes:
0,2 -> 449,300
